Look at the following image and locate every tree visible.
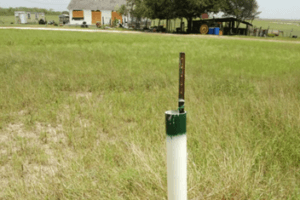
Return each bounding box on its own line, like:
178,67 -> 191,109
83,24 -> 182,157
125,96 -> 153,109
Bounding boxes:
117,4 -> 129,16
62,11 -> 69,15
146,0 -> 176,19
144,0 -> 177,32
145,0 -> 223,33
173,0 -> 222,33
222,0 -> 260,31
249,10 -> 261,24
130,0 -> 147,21
117,0 -> 154,28
117,0 -> 145,27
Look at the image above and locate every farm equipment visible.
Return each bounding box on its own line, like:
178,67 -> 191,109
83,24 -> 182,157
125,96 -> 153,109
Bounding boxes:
59,14 -> 69,25
81,21 -> 88,28
191,20 -> 219,34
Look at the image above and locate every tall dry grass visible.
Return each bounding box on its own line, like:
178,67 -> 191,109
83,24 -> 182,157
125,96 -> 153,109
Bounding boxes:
0,29 -> 299,199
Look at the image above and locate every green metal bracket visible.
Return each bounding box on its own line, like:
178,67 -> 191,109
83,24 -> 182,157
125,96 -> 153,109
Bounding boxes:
165,110 -> 187,137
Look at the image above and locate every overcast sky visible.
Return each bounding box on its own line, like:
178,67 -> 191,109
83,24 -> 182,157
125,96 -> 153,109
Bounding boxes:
1,0 -> 299,19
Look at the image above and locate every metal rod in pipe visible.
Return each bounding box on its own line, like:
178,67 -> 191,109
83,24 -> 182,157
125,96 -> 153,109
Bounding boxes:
179,52 -> 185,114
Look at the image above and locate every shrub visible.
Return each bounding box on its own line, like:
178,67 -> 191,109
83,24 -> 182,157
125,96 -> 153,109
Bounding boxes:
38,19 -> 46,25
96,22 -> 101,28
267,33 -> 276,37
112,19 -> 119,27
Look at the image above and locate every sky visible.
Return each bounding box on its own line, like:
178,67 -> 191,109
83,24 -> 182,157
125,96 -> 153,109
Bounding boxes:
0,0 -> 300,20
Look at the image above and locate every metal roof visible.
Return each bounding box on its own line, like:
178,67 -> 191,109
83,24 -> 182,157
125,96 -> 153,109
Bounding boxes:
196,17 -> 253,26
67,0 -> 127,10
213,17 -> 253,26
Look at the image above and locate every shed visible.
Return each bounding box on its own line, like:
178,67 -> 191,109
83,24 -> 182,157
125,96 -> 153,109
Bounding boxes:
192,17 -> 253,35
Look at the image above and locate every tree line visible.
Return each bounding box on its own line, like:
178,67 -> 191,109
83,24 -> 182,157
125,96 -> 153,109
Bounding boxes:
118,0 -> 261,32
0,7 -> 63,16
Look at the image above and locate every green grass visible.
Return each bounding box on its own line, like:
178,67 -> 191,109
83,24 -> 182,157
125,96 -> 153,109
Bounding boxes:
252,19 -> 300,37
0,29 -> 300,199
0,15 -> 15,24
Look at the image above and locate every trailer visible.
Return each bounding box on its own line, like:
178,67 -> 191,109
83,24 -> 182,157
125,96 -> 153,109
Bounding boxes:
14,11 -> 45,24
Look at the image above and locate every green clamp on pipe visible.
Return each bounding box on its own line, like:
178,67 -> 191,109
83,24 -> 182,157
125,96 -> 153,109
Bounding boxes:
165,110 -> 187,137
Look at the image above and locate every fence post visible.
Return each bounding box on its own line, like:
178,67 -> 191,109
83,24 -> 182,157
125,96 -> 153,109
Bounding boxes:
165,52 -> 187,200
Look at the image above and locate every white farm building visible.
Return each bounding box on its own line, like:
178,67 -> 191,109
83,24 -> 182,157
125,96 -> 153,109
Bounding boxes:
14,11 -> 45,24
67,0 -> 128,25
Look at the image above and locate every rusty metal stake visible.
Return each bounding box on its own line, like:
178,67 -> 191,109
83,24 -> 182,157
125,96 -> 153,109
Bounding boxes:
179,52 -> 185,114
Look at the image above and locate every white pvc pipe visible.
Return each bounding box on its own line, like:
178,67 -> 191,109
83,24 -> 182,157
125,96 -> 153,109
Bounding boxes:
167,134 -> 187,200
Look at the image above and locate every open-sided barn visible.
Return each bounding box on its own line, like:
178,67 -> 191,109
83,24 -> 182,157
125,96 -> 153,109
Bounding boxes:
67,0 -> 126,25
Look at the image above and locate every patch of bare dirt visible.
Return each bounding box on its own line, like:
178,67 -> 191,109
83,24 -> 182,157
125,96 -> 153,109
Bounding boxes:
0,121 -> 71,190
74,92 -> 93,99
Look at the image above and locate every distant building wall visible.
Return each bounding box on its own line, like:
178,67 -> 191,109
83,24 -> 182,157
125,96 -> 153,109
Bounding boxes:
101,10 -> 111,25
68,9 -> 149,26
69,10 -> 91,25
14,11 -> 45,24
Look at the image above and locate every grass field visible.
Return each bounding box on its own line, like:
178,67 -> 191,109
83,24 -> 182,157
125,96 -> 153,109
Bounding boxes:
0,29 -> 300,199
252,19 -> 300,37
